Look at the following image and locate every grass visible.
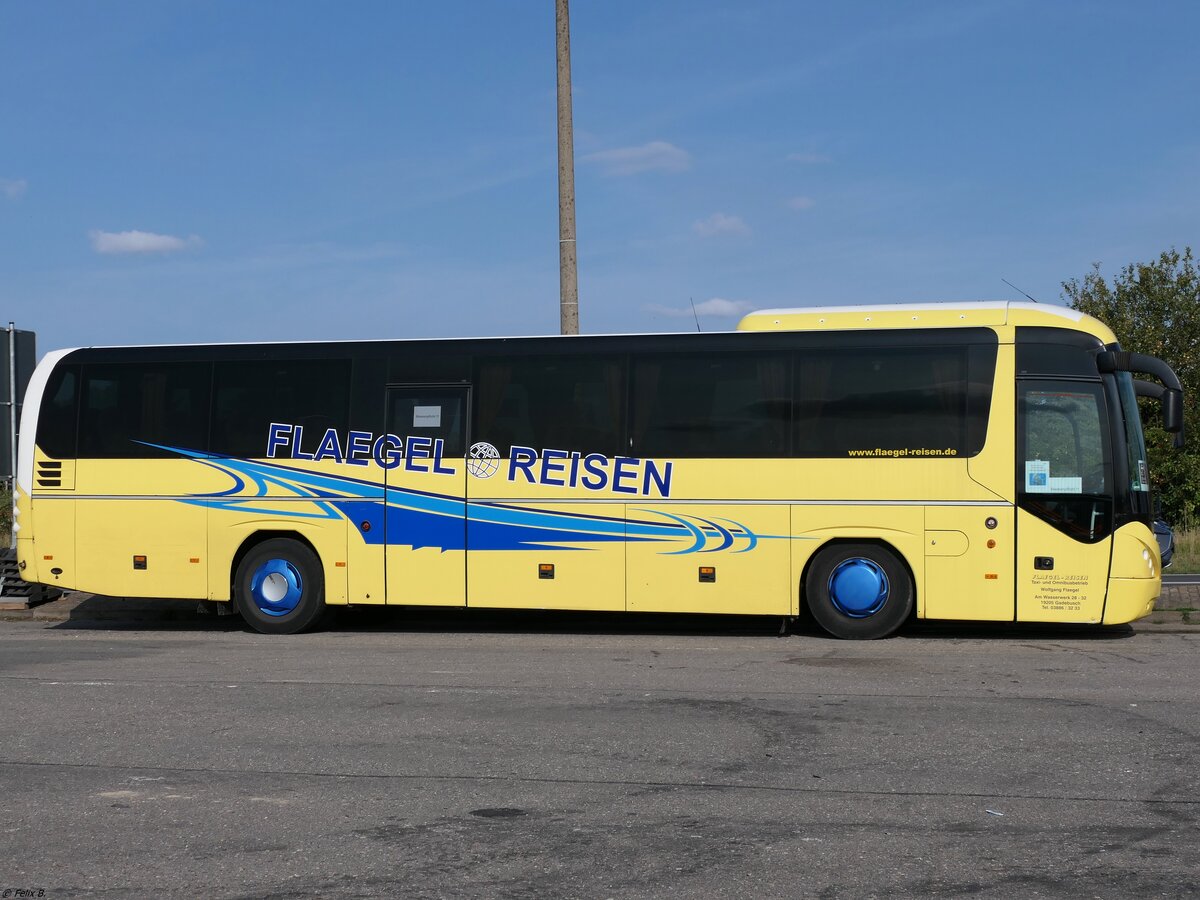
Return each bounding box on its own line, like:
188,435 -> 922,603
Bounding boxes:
1170,527 -> 1200,573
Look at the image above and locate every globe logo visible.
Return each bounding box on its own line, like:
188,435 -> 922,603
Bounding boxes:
467,441 -> 501,479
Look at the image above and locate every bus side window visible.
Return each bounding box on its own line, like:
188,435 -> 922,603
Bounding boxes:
212,359 -> 350,458
1020,388 -> 1109,495
794,346 -> 977,458
78,363 -> 211,458
475,356 -> 624,457
630,353 -> 787,458
1017,383 -> 1114,542
38,365 -> 79,459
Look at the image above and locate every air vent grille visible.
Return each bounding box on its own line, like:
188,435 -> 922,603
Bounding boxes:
35,459 -> 73,490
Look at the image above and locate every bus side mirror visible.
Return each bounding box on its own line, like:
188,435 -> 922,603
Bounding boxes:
1163,389 -> 1182,431
1106,352 -> 1185,447
1163,389 -> 1184,447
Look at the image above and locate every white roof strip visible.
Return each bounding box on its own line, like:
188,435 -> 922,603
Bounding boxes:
748,301 -> 1084,321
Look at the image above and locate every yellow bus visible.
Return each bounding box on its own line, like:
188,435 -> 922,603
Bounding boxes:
13,302 -> 1183,638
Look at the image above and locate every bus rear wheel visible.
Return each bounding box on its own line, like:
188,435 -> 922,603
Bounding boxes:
234,538 -> 326,635
805,542 -> 912,640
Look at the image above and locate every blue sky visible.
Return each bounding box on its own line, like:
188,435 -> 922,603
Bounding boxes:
3,1 -> 1198,351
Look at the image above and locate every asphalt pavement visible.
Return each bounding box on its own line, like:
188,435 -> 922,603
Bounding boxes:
0,597 -> 1197,898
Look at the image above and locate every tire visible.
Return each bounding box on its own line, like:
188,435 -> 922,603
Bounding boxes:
234,538 -> 326,635
804,542 -> 913,640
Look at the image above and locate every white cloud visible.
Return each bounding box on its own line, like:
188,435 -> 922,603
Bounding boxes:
692,212 -> 750,238
1,178 -> 27,199
645,297 -> 753,318
787,152 -> 831,164
89,229 -> 202,255
787,196 -> 816,210
583,141 -> 691,176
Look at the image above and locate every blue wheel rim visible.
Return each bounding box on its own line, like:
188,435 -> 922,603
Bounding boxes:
249,558 -> 304,617
827,558 -> 889,618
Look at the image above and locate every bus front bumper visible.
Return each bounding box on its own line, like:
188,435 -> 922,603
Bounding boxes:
1103,576 -> 1160,625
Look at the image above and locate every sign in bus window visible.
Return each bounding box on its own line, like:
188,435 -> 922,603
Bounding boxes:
413,406 -> 442,429
1024,459 -> 1083,494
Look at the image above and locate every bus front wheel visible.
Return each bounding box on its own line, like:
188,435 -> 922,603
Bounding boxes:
805,543 -> 912,640
234,538 -> 326,635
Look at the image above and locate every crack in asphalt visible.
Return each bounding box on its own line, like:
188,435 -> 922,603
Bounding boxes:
1,758 -> 1197,806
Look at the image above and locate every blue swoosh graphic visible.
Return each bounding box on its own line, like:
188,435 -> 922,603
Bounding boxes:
146,443 -> 801,554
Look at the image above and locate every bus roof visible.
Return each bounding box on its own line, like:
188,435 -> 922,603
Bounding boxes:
737,301 -> 1118,343
39,302 -> 1118,358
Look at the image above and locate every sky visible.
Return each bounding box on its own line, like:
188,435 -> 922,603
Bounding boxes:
3,0 -> 1199,352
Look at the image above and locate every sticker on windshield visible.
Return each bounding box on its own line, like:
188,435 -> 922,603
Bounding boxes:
1025,459 -> 1050,492
1138,460 -> 1149,490
1048,476 -> 1083,493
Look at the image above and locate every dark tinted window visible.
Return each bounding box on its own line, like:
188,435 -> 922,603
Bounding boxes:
38,364 -> 79,459
349,357 -> 387,436
388,349 -> 470,384
475,355 -> 624,455
212,359 -> 350,458
1016,327 -> 1104,377
78,363 -> 211,458
793,345 -> 994,458
630,353 -> 788,458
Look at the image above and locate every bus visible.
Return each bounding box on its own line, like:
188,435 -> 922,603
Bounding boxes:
13,302 -> 1184,638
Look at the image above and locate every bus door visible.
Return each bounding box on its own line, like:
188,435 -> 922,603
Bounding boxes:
383,386 -> 468,606
1015,381 -> 1113,622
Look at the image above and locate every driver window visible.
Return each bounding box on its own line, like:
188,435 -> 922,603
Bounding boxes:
1021,387 -> 1108,494
1018,381 -> 1113,543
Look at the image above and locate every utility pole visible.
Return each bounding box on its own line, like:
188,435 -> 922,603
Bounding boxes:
6,324 -> 15,495
556,0 -> 579,335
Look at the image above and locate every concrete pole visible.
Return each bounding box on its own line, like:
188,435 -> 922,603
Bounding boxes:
7,322 -> 15,550
556,0 -> 580,335
7,323 -> 14,478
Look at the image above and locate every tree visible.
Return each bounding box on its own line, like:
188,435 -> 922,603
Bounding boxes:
1061,247 -> 1200,524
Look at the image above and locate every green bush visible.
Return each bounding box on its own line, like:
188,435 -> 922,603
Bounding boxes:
0,480 -> 10,546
